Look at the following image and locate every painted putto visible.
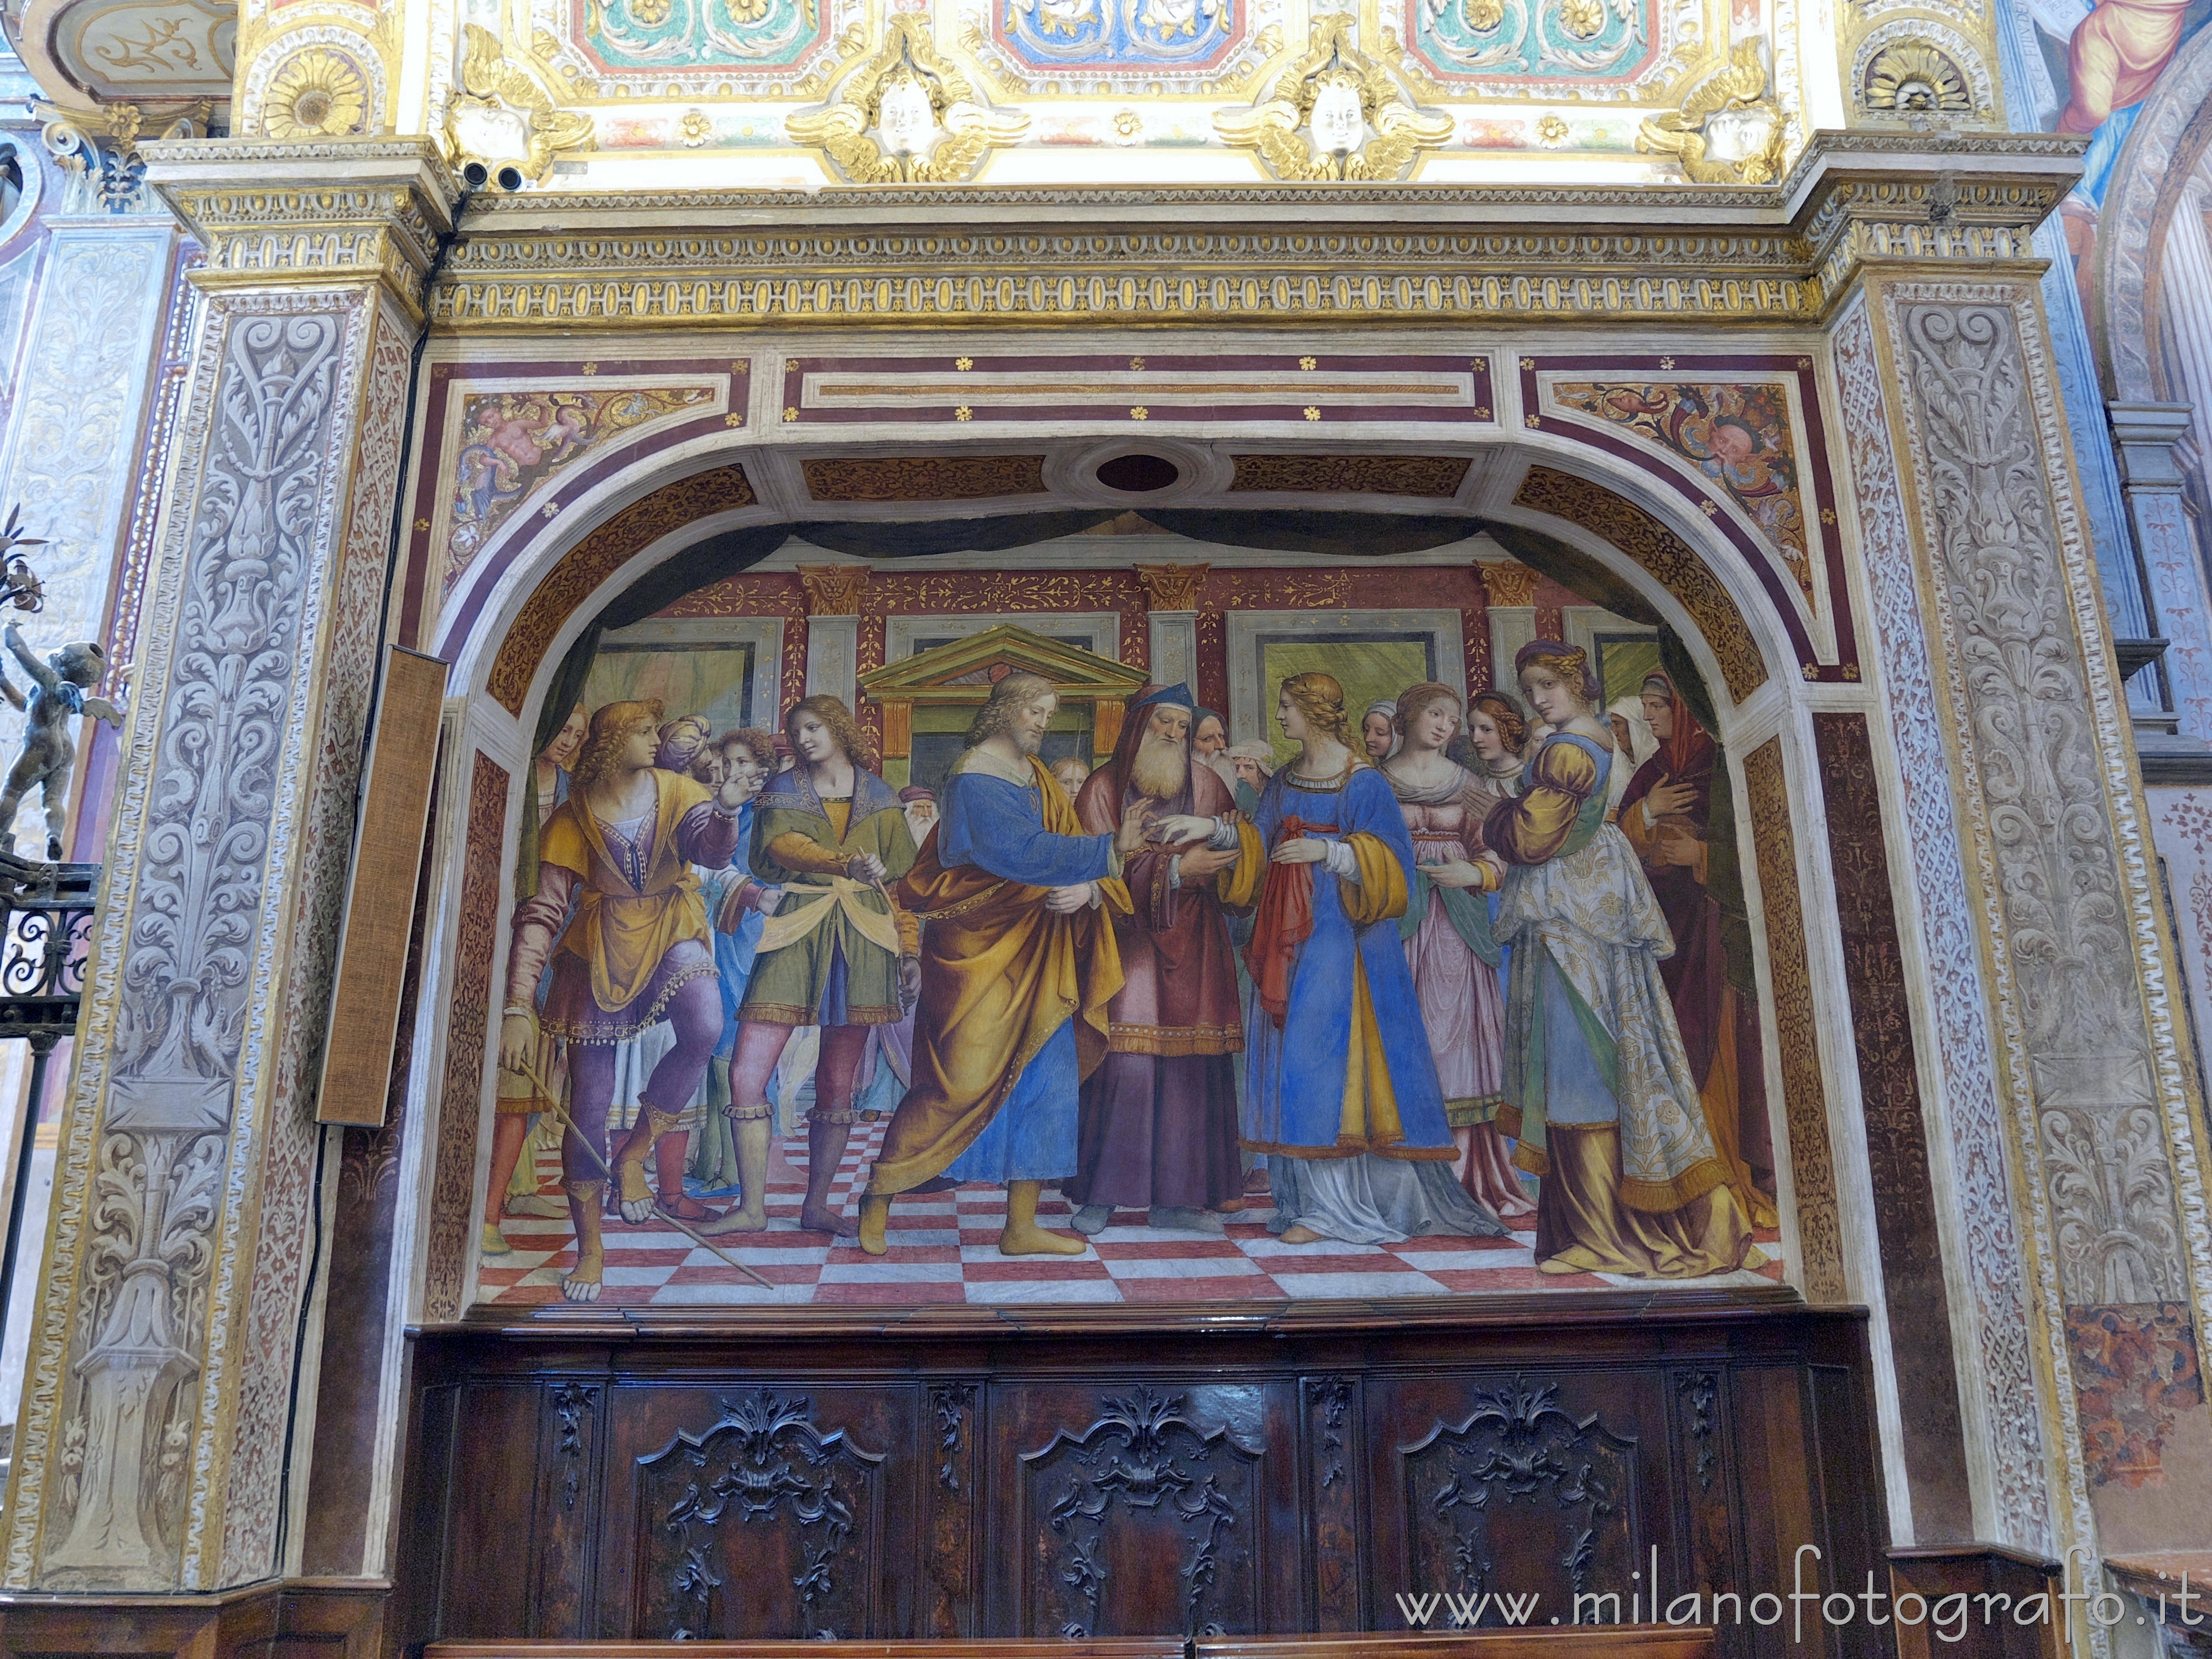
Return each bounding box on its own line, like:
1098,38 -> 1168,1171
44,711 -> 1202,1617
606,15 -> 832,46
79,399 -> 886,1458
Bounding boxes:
476,550 -> 1784,1309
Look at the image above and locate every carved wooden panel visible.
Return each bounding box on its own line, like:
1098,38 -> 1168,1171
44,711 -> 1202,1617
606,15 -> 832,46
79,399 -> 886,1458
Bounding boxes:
923,1381 -> 981,1637
405,1302 -> 1888,1659
1394,1375 -> 1644,1623
1000,1381 -> 1293,1640
632,1389 -> 890,1641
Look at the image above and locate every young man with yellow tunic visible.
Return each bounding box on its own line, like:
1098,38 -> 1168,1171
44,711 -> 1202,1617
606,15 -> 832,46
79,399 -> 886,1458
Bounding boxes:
858,672 -> 1155,1257
499,700 -> 749,1301
704,695 -> 919,1239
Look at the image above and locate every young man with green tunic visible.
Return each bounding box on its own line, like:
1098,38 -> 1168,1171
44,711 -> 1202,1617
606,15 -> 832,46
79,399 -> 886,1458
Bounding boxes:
702,694 -> 920,1238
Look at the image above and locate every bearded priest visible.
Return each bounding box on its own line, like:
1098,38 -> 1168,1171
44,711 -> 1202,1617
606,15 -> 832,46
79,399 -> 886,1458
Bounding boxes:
858,672 -> 1153,1256
1066,685 -> 1263,1234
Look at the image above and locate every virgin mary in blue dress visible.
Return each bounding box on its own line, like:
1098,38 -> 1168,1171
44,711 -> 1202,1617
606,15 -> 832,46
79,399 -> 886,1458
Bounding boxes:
1241,672 -> 1506,1246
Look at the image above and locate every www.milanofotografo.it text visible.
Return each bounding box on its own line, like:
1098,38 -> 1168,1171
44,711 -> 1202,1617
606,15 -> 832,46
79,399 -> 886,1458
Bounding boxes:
1395,1547 -> 2209,1644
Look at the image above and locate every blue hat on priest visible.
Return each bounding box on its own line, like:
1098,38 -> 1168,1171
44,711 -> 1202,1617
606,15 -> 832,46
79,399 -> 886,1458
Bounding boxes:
1131,682 -> 1196,712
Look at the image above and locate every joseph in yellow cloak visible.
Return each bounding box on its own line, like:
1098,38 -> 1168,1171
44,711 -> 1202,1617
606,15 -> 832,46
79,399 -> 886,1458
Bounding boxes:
859,674 -> 1148,1256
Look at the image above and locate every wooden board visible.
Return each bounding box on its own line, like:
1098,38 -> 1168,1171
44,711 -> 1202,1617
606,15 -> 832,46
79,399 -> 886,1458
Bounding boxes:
316,645 -> 446,1125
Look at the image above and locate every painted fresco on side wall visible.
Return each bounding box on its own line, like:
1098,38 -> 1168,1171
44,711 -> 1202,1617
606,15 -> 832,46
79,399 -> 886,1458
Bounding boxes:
2007,0 -> 2205,361
477,536 -> 1784,1307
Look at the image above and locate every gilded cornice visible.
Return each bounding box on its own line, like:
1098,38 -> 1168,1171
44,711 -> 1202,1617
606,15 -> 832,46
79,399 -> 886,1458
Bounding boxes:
134,131 -> 2079,329
141,139 -> 464,319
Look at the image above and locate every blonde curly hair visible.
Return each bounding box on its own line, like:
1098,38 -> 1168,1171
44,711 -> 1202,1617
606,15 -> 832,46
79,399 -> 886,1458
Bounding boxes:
571,699 -> 664,792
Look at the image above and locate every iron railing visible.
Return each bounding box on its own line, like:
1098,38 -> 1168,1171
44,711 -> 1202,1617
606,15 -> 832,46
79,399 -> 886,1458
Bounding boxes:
0,857 -> 96,1338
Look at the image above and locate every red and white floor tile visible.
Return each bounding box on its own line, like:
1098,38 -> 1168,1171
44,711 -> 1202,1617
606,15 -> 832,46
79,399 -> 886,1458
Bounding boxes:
476,1117 -> 1787,1307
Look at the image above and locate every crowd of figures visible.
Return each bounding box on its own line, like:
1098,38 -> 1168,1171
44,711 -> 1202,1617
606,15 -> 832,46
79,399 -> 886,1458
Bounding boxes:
486,639 -> 1777,1301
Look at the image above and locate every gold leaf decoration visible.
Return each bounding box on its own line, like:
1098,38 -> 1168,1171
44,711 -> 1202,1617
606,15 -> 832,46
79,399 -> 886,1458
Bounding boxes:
1635,38 -> 1786,185
1213,16 -> 1454,182
787,15 -> 1029,185
264,49 -> 371,140
1864,44 -> 1972,116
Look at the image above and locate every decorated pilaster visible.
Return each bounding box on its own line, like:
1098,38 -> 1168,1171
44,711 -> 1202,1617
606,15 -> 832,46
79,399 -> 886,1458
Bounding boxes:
2107,403 -> 2212,750
1824,187 -> 2212,1585
0,140 -> 456,1592
1133,563 -> 1208,690
799,565 -> 868,707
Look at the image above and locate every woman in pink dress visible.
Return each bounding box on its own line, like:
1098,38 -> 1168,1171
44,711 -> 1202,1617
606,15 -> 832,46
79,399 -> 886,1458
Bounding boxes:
1382,682 -> 1535,1220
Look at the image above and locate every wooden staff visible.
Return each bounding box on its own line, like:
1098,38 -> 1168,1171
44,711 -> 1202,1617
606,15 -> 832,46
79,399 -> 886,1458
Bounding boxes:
513,1057 -> 775,1291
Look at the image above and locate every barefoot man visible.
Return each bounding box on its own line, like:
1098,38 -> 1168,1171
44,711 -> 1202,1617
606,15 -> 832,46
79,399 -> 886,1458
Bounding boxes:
858,672 -> 1151,1257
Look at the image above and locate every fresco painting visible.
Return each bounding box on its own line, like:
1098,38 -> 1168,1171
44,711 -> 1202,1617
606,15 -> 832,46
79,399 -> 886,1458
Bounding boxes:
476,541 -> 1786,1307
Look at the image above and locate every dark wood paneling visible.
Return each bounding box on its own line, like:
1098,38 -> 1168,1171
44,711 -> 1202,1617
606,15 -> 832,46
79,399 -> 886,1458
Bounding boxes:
0,1580 -> 384,1659
403,1295 -> 1887,1659
1812,711 -> 1974,1541
996,1379 -> 1291,1639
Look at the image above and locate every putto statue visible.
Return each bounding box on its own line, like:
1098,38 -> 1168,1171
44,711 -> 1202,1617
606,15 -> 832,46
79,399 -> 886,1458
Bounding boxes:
0,509 -> 127,860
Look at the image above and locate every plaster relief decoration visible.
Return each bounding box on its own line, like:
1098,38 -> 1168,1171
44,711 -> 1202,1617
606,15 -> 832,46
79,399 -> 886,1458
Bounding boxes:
440,384 -> 718,596
1634,38 -> 1785,183
38,0 -> 235,107
1214,17 -> 1453,181
35,100 -> 211,213
528,0 -> 855,100
1859,39 -> 1974,119
1830,297 -> 2054,1548
787,15 -> 1029,184
502,0 -> 1787,179
258,45 -> 374,138
1548,380 -> 1813,600
447,24 -> 595,181
28,305 -> 355,1588
1891,294 -> 2187,1312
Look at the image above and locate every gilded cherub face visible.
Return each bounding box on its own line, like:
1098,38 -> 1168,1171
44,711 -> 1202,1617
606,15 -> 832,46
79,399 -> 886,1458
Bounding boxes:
876,74 -> 939,158
1309,75 -> 1366,156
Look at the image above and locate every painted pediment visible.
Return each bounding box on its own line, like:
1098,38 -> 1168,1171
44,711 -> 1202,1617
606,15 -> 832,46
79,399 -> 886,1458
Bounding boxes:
860,623 -> 1149,703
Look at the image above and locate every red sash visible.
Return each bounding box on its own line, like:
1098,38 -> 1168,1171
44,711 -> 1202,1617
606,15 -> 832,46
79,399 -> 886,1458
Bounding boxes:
1243,816 -> 1336,1029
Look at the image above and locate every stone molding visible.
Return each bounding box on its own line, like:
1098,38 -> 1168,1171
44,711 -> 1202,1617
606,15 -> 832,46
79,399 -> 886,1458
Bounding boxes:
110,133 -> 2081,330
141,139 -> 462,319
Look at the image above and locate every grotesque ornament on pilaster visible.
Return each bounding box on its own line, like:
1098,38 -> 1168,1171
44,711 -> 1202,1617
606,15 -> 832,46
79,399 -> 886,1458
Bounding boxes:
1635,38 -> 1787,184
787,15 -> 1028,185
1212,17 -> 1453,182
445,25 -> 595,184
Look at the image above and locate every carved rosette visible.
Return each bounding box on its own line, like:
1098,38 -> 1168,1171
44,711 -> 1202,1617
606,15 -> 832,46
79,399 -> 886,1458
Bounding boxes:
1846,22 -> 1996,131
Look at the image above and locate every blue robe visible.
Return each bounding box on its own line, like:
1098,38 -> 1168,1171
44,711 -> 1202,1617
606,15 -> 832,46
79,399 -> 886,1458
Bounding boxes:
1241,764 -> 1458,1159
935,764 -> 1118,1184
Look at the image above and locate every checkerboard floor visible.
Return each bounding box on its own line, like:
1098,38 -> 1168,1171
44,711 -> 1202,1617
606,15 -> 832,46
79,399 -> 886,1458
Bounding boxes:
476,1117 -> 1787,1307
